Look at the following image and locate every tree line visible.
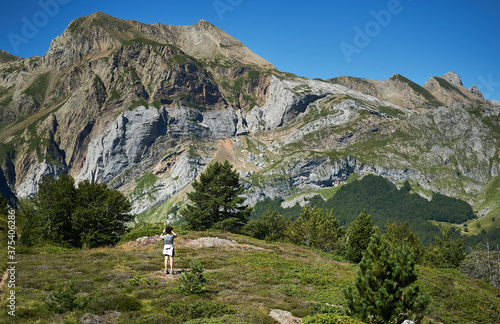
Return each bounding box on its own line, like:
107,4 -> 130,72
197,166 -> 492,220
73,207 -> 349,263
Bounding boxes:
16,175 -> 132,249
251,174 -> 475,245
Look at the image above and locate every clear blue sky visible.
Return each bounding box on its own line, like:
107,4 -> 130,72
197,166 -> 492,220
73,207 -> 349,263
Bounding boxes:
1,0 -> 500,100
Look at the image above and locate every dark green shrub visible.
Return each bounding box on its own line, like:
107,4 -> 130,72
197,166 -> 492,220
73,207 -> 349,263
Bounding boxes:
189,300 -> 231,319
285,206 -> 344,253
119,222 -> 164,243
344,231 -> 431,324
424,230 -> 466,268
243,209 -> 288,241
345,211 -> 375,263
178,258 -> 206,294
46,279 -> 80,313
283,284 -> 301,296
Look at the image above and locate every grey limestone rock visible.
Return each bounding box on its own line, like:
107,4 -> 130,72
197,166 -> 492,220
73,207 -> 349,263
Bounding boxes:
130,151 -> 210,215
468,85 -> 484,99
443,71 -> 463,86
269,309 -> 302,324
17,160 -> 67,198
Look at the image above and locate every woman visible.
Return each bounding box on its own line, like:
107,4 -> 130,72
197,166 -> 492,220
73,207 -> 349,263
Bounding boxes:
160,225 -> 177,274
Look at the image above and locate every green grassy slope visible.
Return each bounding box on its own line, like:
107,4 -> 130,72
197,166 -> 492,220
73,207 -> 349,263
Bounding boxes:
2,232 -> 500,323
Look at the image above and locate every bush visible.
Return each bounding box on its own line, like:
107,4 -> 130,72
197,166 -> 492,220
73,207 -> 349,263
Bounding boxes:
424,230 -> 466,268
345,211 -> 375,263
46,279 -> 80,313
303,314 -> 364,324
243,209 -> 288,241
178,258 -> 206,294
285,206 -> 344,253
119,222 -> 164,243
344,231 -> 431,324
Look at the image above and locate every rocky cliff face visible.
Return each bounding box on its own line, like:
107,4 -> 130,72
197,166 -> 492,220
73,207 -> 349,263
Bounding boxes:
0,12 -> 499,221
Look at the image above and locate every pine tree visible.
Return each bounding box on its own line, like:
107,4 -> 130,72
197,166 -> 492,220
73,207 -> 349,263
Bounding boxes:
343,230 -> 431,324
73,180 -> 132,248
178,258 -> 206,294
182,161 -> 251,231
345,211 -> 376,263
286,205 -> 344,252
35,174 -> 77,243
425,230 -> 466,268
46,279 -> 80,313
384,221 -> 424,262
244,209 -> 288,241
30,175 -> 132,248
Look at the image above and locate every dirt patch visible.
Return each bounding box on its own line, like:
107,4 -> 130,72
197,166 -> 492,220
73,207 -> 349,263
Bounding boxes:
211,138 -> 236,165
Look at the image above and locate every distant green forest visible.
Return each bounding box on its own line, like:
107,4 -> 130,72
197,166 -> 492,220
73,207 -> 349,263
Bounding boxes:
251,175 -> 478,246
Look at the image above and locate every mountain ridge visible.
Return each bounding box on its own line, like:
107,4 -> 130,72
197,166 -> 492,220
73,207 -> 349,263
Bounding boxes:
0,12 -> 498,230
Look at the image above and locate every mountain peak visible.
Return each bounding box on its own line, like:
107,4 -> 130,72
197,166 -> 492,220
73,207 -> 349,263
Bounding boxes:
468,85 -> 484,99
88,11 -> 113,19
196,19 -> 214,28
443,71 -> 463,86
0,49 -> 22,63
46,12 -> 275,71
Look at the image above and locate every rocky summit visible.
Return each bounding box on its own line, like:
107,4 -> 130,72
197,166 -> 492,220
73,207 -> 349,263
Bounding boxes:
0,12 -> 498,222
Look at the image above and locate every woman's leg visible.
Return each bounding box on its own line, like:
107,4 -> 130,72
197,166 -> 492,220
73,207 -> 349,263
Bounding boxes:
169,256 -> 174,274
164,255 -> 168,273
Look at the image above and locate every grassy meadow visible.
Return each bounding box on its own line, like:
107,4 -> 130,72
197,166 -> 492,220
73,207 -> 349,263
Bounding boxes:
2,231 -> 500,323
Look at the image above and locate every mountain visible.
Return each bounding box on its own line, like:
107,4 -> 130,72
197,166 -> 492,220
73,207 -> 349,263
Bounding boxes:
0,49 -> 21,64
0,12 -> 498,229
329,74 -> 444,109
423,71 -> 487,106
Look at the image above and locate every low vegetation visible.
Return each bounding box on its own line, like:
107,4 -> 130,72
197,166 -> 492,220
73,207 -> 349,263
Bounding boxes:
2,230 -> 500,323
2,164 -> 500,323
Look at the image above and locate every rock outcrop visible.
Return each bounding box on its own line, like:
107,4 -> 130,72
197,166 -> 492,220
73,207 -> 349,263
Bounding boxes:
468,85 -> 484,99
423,72 -> 487,106
269,309 -> 302,324
443,71 -> 463,86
